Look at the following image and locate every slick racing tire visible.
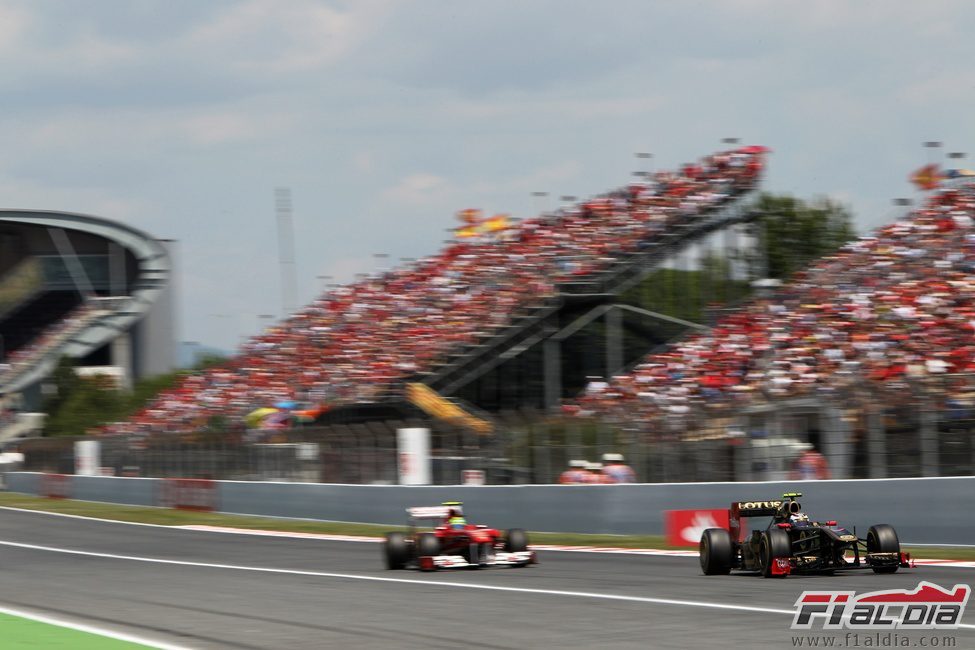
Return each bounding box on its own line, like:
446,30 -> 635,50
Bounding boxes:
384,532 -> 410,570
760,528 -> 791,579
867,524 -> 900,574
416,532 -> 440,558
504,528 -> 529,553
477,542 -> 495,567
699,528 -> 733,575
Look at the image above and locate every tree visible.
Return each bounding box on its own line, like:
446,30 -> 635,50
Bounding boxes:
751,193 -> 856,281
43,369 -> 127,437
42,354 -> 228,437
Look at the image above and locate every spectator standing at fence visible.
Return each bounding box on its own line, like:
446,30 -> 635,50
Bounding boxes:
601,453 -> 636,483
586,461 -> 613,484
789,443 -> 831,480
559,460 -> 590,484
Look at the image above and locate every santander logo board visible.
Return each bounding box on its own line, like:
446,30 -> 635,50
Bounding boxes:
664,509 -> 730,547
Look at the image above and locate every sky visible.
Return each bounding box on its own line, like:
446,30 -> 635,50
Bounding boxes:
3,0 -> 974,352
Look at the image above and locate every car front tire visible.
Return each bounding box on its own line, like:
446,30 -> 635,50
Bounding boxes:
760,528 -> 791,578
504,528 -> 529,553
867,524 -> 900,574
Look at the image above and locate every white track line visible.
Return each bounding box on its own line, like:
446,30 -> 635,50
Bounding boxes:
0,539 -> 794,617
0,604 -> 194,650
1,539 -> 974,629
177,525 -> 975,567
4,507 -> 975,566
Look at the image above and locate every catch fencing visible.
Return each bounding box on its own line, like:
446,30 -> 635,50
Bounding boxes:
13,374 -> 975,485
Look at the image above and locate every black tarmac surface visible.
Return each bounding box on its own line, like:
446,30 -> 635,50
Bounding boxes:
1,507 -> 973,649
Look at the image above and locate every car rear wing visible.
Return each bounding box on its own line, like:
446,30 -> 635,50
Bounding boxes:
729,500 -> 784,541
733,500 -> 784,518
407,506 -> 451,520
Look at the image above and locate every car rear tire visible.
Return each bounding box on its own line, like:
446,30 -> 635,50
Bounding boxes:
760,528 -> 791,578
416,532 -> 440,558
700,528 -> 733,575
384,532 -> 410,570
867,524 -> 900,574
504,528 -> 529,553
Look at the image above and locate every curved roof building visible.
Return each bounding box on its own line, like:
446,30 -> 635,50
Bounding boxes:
0,210 -> 175,409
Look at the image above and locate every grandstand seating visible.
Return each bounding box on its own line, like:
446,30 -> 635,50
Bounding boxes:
104,146 -> 767,435
574,180 -> 975,432
0,301 -> 111,389
1,290 -> 84,354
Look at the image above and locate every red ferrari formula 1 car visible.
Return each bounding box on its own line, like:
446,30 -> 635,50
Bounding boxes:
699,492 -> 912,578
383,501 -> 536,571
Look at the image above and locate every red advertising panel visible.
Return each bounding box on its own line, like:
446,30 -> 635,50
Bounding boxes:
159,478 -> 217,512
664,508 -> 730,547
39,473 -> 71,499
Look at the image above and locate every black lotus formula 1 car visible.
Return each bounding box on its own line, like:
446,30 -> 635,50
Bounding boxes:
699,492 -> 912,578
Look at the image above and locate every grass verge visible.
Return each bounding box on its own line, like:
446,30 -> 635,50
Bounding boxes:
1,491 -> 973,559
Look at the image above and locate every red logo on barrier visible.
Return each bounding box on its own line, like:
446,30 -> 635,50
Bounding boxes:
664,509 -> 730,547
159,479 -> 217,512
40,473 -> 71,499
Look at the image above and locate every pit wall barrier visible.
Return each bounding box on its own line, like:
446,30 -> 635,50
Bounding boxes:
3,472 -> 971,545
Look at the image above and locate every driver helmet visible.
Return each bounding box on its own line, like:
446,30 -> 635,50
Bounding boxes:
787,501 -> 809,523
442,501 -> 466,529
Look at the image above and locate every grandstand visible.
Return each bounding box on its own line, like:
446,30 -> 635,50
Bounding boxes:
20,149 -> 975,484
0,210 -> 175,438
575,178 -> 975,479
105,146 -> 766,436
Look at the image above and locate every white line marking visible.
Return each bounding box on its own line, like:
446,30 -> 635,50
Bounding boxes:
1,539 -> 974,629
0,603 -> 194,650
178,526 -> 975,566
5,507 -> 975,566
0,505 -> 178,529
178,525 -> 383,542
0,539 -> 794,616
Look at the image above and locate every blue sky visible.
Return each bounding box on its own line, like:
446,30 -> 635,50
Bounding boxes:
2,1 -> 973,351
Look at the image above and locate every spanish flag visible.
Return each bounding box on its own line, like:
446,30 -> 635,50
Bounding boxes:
456,208 -> 482,224
480,214 -> 510,233
911,164 -> 943,191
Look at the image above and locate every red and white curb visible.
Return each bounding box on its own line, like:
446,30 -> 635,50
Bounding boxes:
176,526 -> 975,567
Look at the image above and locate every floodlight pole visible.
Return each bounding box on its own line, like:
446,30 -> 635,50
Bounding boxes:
275,187 -> 298,316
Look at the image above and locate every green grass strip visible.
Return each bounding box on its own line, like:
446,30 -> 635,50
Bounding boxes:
0,612 -> 155,649
2,491 -> 973,559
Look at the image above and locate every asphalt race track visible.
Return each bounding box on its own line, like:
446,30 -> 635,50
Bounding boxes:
1,508 -> 973,650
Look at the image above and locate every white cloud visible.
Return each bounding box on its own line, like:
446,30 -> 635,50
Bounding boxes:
3,0 -> 975,351
381,173 -> 449,205
0,3 -> 31,49
443,94 -> 664,121
352,151 -> 375,174
178,110 -> 286,145
183,0 -> 391,75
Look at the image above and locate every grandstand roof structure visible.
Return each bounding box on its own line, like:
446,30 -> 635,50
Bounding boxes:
0,209 -> 176,408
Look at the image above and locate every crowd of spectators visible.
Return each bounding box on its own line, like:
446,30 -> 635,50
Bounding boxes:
0,302 -> 105,387
558,453 -> 637,484
572,179 -> 975,434
104,146 -> 765,435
